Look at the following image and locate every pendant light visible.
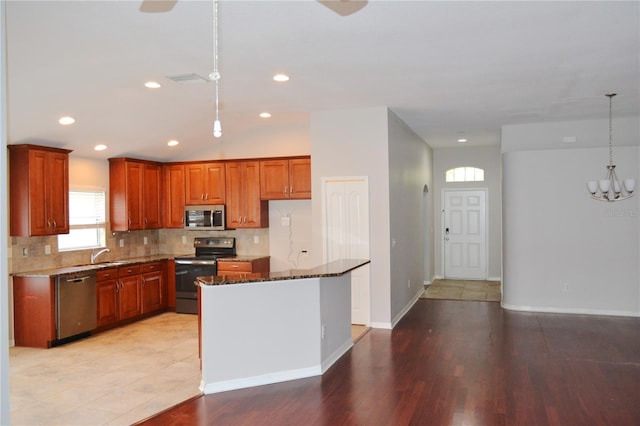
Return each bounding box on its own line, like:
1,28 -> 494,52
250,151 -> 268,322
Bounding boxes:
586,93 -> 636,201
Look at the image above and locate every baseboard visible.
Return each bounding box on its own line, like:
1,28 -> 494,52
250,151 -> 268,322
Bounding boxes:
501,303 -> 640,318
9,339 -> 15,347
370,321 -> 392,329
487,276 -> 501,282
390,288 -> 422,329
321,339 -> 353,373
201,365 -> 322,395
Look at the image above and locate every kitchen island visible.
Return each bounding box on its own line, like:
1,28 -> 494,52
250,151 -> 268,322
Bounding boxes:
195,259 -> 370,394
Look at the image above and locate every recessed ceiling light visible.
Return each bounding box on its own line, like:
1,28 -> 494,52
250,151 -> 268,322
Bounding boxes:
273,74 -> 290,82
145,81 -> 161,89
457,138 -> 468,143
94,144 -> 107,151
58,116 -> 75,125
259,112 -> 272,118
167,139 -> 179,147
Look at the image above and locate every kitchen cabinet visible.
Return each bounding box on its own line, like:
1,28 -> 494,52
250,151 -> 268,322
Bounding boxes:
109,158 -> 163,232
163,164 -> 186,228
12,276 -> 56,348
9,144 -> 72,236
141,262 -> 165,314
185,162 -> 226,205
96,265 -> 141,328
225,160 -> 268,228
217,257 -> 270,277
96,268 -> 119,327
260,157 -> 311,200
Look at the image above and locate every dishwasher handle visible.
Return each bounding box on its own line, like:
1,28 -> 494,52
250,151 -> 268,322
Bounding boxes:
66,276 -> 93,283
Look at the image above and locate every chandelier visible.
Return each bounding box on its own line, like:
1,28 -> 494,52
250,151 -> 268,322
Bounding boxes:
209,0 -> 222,138
586,93 -> 636,201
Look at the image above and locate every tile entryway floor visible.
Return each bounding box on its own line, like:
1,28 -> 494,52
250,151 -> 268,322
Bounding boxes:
421,279 -> 501,302
9,312 -> 201,425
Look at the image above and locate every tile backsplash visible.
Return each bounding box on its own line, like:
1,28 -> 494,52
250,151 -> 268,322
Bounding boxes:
9,226 -> 269,275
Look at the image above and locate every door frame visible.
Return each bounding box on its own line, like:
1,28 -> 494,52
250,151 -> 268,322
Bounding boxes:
441,188 -> 489,280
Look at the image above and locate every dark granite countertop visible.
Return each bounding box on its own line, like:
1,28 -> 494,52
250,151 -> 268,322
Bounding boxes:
12,254 -> 271,278
217,255 -> 270,262
196,259 -> 370,286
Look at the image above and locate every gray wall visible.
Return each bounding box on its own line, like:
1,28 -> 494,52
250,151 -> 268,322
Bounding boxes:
433,145 -> 502,280
502,118 -> 639,316
310,106 -> 433,327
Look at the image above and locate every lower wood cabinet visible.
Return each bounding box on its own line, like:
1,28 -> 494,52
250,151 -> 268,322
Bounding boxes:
96,261 -> 166,329
217,257 -> 270,277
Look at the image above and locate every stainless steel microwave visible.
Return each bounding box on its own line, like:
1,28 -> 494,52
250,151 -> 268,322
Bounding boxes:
184,205 -> 225,230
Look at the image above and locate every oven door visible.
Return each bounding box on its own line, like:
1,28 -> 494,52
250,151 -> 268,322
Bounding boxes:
175,259 -> 217,314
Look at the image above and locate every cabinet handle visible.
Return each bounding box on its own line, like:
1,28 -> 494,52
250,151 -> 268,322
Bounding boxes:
201,194 -> 205,200
283,186 -> 288,196
290,186 -> 294,194
52,220 -> 57,229
205,193 -> 209,200
231,265 -> 239,269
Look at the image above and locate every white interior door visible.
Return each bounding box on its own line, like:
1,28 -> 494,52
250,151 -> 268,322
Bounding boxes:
443,189 -> 487,279
322,177 -> 370,325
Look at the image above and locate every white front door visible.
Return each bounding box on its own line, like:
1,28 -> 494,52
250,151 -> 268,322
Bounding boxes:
322,177 -> 370,326
443,189 -> 487,279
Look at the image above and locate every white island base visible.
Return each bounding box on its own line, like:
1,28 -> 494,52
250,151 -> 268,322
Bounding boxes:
199,273 -> 353,394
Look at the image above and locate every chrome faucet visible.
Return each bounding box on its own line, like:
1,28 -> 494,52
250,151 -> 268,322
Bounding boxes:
91,247 -> 111,264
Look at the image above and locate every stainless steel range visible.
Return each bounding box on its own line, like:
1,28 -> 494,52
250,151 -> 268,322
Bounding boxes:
174,237 -> 236,314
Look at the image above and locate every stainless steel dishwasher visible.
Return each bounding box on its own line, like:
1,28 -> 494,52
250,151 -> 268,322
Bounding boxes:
56,272 -> 97,343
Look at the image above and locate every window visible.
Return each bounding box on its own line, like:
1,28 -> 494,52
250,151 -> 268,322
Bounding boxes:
58,189 -> 107,251
445,167 -> 485,183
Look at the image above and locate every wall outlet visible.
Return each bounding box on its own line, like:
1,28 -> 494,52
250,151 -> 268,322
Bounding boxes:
22,248 -> 28,257
181,235 -> 187,244
300,250 -> 308,257
253,235 -> 260,244
408,279 -> 411,288
44,245 -> 51,255
281,216 -> 290,227
143,237 -> 148,245
119,239 -> 124,248
321,324 -> 326,340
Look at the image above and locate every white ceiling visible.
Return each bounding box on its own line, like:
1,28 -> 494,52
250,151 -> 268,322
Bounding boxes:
5,0 -> 640,161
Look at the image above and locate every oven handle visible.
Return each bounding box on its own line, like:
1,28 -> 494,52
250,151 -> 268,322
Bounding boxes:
175,259 -> 217,266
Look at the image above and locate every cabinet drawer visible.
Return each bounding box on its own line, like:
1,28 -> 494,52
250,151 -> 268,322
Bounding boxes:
140,262 -> 163,274
118,265 -> 140,277
218,261 -> 252,273
96,268 -> 118,282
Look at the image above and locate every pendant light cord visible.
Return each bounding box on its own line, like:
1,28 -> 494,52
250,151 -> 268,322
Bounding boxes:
607,93 -> 616,167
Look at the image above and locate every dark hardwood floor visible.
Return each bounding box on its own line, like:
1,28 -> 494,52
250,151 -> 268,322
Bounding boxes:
137,300 -> 640,426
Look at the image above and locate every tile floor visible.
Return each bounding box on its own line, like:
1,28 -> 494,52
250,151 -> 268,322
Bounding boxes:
421,279 -> 501,302
9,312 -> 202,426
10,313 -> 371,425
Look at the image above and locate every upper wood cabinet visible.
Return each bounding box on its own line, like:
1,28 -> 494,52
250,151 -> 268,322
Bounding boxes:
185,162 -> 226,205
260,157 -> 311,200
225,161 -> 268,229
163,164 -> 186,228
109,158 -> 163,232
9,144 -> 72,236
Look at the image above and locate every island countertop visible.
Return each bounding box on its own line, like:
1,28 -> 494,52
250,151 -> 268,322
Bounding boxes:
196,259 -> 370,286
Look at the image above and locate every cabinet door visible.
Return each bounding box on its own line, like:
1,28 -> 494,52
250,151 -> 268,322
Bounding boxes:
27,149 -> 50,235
125,162 -> 144,230
118,275 -> 141,320
141,272 -> 163,314
185,164 -> 207,205
260,159 -> 288,200
143,163 -> 162,229
225,161 -> 244,228
48,151 -> 70,233
97,280 -> 118,327
288,158 -> 311,199
243,161 -> 266,227
204,162 -> 226,203
164,164 -> 185,228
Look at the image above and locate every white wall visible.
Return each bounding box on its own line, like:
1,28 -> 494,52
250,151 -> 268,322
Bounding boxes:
1,0 -> 10,421
268,199 -> 313,272
502,118 -> 640,316
433,146 -> 502,280
310,106 -> 393,326
387,110 -> 433,322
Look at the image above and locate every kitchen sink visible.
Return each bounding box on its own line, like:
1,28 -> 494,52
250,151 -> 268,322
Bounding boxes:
93,261 -> 128,267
